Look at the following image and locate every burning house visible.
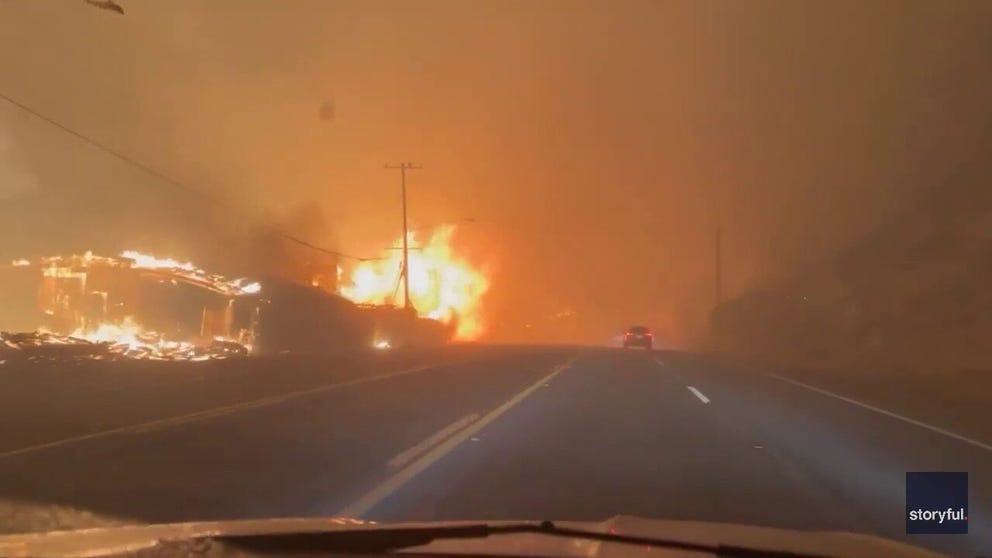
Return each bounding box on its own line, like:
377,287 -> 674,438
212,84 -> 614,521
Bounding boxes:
0,249 -> 390,359
1,222 -> 486,360
1,251 -> 261,360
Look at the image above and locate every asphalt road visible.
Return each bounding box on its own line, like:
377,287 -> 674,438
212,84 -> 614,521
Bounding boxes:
0,346 -> 989,557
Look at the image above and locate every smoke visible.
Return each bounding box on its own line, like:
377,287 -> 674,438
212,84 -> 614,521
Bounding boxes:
0,115 -> 37,202
1,1 -> 989,346
227,201 -> 339,280
0,1 -> 346,269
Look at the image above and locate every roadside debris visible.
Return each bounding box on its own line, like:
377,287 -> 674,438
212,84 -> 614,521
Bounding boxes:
0,330 -> 248,363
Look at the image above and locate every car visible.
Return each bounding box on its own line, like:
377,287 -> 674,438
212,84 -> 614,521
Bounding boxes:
622,325 -> 653,350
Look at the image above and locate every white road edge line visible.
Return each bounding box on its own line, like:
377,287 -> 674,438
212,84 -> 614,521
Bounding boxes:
338,356 -> 578,518
687,386 -> 710,404
387,413 -> 481,469
769,373 -> 992,453
0,364 -> 438,461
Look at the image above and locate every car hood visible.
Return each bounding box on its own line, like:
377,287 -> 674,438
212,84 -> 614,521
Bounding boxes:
0,515 -> 948,558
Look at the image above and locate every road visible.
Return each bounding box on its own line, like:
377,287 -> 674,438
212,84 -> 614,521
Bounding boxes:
0,346 -> 989,556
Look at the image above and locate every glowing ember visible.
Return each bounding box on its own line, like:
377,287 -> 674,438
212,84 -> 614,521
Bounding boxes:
340,225 -> 489,340
69,316 -> 251,358
2,317 -> 250,361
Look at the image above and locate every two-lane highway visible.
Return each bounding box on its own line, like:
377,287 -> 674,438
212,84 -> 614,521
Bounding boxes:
1,346 -> 989,556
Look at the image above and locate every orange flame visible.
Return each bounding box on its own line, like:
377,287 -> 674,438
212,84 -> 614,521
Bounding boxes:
340,225 -> 489,340
70,316 -> 146,347
120,250 -> 197,271
120,250 -> 261,295
27,316 -> 249,361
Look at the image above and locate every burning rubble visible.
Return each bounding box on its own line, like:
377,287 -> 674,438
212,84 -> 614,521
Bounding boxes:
0,226 -> 488,363
0,330 -> 248,362
0,251 -> 260,362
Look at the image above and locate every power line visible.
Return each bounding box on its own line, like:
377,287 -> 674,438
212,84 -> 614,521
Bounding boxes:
0,89 -> 377,262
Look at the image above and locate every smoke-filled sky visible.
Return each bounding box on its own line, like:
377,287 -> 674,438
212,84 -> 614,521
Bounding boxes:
1,0 -> 989,345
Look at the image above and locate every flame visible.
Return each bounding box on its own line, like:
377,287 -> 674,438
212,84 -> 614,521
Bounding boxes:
340,225 -> 489,340
2,249 -> 259,360
119,250 -> 260,296
71,318 -> 175,356
120,250 -> 197,271
70,316 -> 145,347
14,250 -> 260,297
3,316 -> 252,361
237,279 -> 262,294
68,317 -> 251,359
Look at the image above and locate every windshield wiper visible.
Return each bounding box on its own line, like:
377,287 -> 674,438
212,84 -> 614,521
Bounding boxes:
211,520 -> 832,557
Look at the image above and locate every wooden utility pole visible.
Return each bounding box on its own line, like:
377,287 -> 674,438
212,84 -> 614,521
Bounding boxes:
385,163 -> 422,309
715,226 -> 723,307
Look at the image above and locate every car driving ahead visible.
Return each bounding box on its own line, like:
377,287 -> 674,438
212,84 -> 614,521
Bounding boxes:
623,325 -> 653,350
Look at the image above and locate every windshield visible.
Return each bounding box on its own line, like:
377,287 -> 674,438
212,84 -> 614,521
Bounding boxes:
0,2 -> 989,557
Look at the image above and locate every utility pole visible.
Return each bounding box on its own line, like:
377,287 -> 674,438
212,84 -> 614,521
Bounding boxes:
385,162 -> 422,310
715,225 -> 723,308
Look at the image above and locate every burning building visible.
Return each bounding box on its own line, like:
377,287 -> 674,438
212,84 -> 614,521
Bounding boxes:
1,251 -> 260,360
1,223 -> 486,360
251,276 -> 372,355
0,249 -> 393,359
238,227 -> 340,295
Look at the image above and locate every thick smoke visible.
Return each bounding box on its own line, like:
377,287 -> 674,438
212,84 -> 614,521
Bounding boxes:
0,120 -> 36,203
208,201 -> 340,281
1,1 -> 989,347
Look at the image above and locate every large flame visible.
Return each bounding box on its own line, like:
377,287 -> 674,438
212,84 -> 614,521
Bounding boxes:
70,316 -> 146,347
69,317 -> 207,359
340,225 -> 489,340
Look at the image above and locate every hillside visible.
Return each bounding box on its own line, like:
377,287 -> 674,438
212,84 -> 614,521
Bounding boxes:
710,163 -> 992,374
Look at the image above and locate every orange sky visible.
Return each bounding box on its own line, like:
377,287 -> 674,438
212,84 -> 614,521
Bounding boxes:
1,0 -> 989,346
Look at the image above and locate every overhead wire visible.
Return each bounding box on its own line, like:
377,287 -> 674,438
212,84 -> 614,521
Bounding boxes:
0,90 -> 381,262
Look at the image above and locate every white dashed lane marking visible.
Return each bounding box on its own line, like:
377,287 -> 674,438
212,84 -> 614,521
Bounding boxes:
338,356 -> 578,517
687,386 -> 710,404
